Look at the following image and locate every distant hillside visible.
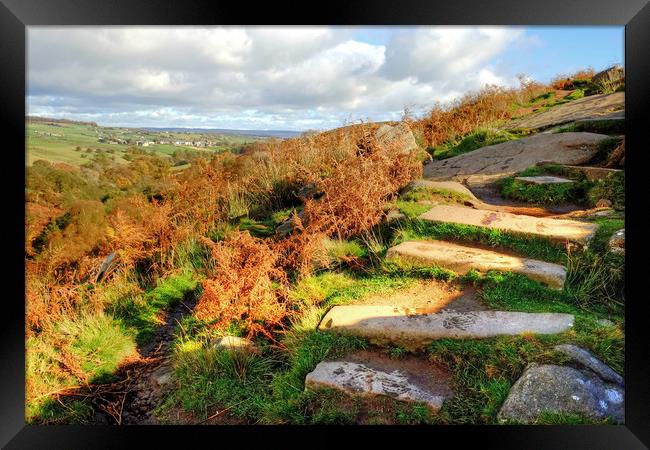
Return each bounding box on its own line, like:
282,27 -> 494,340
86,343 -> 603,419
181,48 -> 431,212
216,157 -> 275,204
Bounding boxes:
27,116 -> 98,127
145,127 -> 302,139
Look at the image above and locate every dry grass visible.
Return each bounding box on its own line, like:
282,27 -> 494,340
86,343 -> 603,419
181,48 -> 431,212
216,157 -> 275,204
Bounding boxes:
550,68 -> 596,90
195,232 -> 288,339
411,81 -> 548,149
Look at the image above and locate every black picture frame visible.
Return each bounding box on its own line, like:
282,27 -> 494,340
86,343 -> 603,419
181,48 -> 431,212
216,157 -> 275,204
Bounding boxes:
2,0 -> 649,447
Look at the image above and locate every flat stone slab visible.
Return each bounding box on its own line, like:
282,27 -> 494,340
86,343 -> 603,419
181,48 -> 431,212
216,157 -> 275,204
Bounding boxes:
564,165 -> 623,181
319,306 -> 574,348
418,204 -> 597,245
504,92 -> 624,131
423,132 -> 607,183
387,240 -> 566,289
305,351 -> 453,410
498,363 -> 624,423
515,176 -> 574,185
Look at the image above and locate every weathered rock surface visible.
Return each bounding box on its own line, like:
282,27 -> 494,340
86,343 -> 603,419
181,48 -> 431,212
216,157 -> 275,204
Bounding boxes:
515,175 -> 574,185
387,240 -> 567,289
374,122 -> 419,155
423,132 -> 607,183
319,306 -> 574,348
592,65 -> 625,90
213,336 -> 257,353
503,92 -> 624,131
403,179 -> 478,200
609,228 -> 625,255
305,351 -> 453,410
553,344 -> 624,386
563,165 -> 623,181
275,210 -> 304,238
498,363 -> 624,423
418,204 -> 597,246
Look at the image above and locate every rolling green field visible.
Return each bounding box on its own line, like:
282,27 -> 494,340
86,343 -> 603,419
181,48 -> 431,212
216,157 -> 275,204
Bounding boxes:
26,119 -> 266,166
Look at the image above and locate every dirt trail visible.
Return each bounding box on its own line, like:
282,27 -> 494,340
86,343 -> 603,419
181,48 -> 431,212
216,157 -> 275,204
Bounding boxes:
86,294 -> 197,425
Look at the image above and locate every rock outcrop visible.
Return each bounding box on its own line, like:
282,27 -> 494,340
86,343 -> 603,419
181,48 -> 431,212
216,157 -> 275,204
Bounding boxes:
423,132 -> 608,184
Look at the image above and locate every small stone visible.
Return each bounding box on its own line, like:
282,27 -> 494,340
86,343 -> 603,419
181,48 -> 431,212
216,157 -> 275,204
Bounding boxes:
213,336 -> 258,353
596,198 -> 612,208
597,318 -> 615,327
609,228 -> 624,255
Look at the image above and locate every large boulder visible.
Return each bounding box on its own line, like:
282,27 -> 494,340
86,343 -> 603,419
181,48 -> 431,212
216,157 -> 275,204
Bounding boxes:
423,132 -> 608,185
592,65 -> 625,91
374,122 -> 419,155
498,360 -> 624,423
504,92 -> 624,131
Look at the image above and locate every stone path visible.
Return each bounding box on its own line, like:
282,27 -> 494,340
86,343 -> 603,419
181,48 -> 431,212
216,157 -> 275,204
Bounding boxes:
319,306 -> 574,348
418,204 -> 597,245
387,240 -> 566,289
302,97 -> 622,420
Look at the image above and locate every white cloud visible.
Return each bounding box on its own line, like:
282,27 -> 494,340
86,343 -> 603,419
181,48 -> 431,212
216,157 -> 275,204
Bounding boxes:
27,26 -> 526,130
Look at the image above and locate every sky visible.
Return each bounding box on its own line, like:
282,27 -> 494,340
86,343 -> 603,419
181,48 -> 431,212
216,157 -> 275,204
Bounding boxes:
27,26 -> 623,131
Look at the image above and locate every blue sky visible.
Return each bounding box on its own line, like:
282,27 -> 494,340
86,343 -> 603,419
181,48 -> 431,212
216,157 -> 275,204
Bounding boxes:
27,26 -> 624,130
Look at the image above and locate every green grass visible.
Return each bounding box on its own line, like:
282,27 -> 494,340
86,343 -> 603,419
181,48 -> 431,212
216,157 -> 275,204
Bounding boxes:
27,121 -> 263,167
432,128 -> 523,160
498,165 -> 591,206
498,164 -> 624,210
424,269 -> 623,424
26,311 -> 138,423
587,171 -> 625,211
400,186 -> 472,204
556,118 -> 625,135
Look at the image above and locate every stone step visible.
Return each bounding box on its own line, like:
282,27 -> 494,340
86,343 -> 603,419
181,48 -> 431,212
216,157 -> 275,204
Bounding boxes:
305,351 -> 453,411
386,240 -> 566,289
319,306 -> 574,349
418,204 -> 597,245
514,175 -> 574,185
563,165 -> 623,181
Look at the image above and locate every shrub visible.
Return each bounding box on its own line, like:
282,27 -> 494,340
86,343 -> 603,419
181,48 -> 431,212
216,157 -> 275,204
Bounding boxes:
195,232 -> 288,338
